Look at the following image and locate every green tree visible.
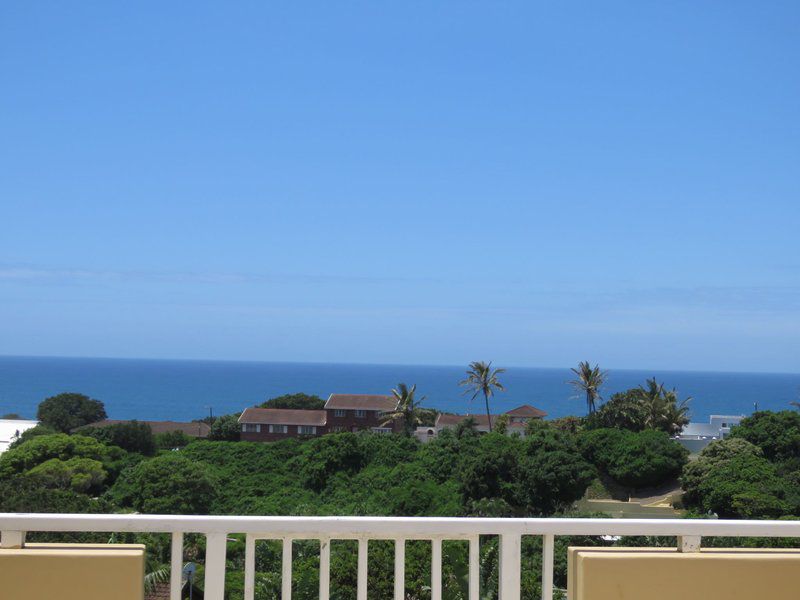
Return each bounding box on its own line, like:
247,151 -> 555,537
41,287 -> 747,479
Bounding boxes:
569,361 -> 607,414
259,393 -> 325,410
109,454 -> 220,514
729,411 -> 800,462
78,420 -> 156,455
1,413 -> 23,419
587,378 -> 690,435
7,424 -> 58,451
208,413 -> 241,441
460,361 -> 505,431
380,383 -> 428,436
578,428 -> 688,489
37,392 -> 107,432
0,434 -> 125,479
26,457 -> 107,493
155,430 -> 192,449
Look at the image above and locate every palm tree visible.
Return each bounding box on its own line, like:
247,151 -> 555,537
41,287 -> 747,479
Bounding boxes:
639,378 -> 690,435
381,383 -> 428,436
569,361 -> 607,414
459,361 -> 505,431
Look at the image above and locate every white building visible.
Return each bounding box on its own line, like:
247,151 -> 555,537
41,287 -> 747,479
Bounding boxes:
0,418 -> 39,454
676,414 -> 744,453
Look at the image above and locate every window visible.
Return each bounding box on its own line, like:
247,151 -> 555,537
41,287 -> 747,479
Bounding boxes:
268,424 -> 288,434
242,423 -> 260,433
371,427 -> 392,434
332,426 -> 346,433
298,425 -> 317,435
355,409 -> 367,418
334,409 -> 347,417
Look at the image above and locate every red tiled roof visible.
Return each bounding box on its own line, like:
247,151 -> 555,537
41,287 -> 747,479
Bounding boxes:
239,407 -> 327,426
505,404 -> 548,418
80,420 -> 211,437
325,394 -> 398,411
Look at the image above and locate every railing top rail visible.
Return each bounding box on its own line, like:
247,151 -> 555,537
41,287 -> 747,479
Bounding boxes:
1,514 -> 800,538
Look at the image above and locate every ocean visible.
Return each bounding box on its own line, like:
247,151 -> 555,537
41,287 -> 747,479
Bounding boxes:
0,355 -> 798,423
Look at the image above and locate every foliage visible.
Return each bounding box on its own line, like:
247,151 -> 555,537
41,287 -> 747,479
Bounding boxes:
259,393 -> 325,410
681,436 -> 800,518
578,428 -> 688,489
36,392 -> 107,432
208,413 -> 241,441
1,413 -> 23,419
26,457 -> 107,493
493,413 -> 509,434
155,430 -> 193,449
569,361 -> 607,414
7,424 -> 58,450
729,410 -> 800,462
0,475 -> 113,513
459,361 -> 505,431
459,431 -> 594,515
78,420 -> 156,455
297,433 -> 365,491
549,415 -> 584,434
0,433 -> 125,480
380,383 -> 430,436
588,378 -> 690,435
109,454 -> 220,514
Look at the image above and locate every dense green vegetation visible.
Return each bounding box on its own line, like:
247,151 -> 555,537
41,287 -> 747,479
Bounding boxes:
5,372 -> 800,598
681,411 -> 800,519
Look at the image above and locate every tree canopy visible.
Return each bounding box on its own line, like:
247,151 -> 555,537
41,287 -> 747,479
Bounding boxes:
36,392 -> 107,433
259,393 -> 325,410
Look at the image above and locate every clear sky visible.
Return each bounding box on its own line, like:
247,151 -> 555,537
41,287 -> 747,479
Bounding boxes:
1,2 -> 798,373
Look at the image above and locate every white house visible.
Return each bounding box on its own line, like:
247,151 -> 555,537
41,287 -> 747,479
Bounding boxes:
0,418 -> 39,454
676,414 -> 745,453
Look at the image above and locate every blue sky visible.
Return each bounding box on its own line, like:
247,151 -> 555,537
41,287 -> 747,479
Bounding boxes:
1,1 -> 798,372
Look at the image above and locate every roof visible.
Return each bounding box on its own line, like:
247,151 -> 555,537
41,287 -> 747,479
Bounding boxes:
325,394 -> 398,411
504,404 -> 548,418
239,407 -> 327,426
80,420 -> 211,437
679,422 -> 722,438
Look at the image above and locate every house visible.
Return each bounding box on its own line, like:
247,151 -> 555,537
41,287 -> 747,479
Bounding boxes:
0,418 -> 39,454
675,414 -> 745,452
324,394 -> 399,434
422,404 -> 548,441
80,420 -> 211,438
238,408 -> 327,441
237,393 -> 401,440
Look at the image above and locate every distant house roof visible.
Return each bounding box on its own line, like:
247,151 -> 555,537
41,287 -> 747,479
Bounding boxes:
325,394 -> 398,411
504,404 -> 548,418
80,420 -> 211,438
239,407 -> 327,426
679,423 -> 722,438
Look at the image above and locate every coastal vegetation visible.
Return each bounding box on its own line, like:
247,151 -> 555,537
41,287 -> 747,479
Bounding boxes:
3,365 -> 799,598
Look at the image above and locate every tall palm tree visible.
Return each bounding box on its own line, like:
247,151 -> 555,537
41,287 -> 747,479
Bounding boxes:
639,378 -> 690,435
381,383 -> 427,436
569,361 -> 607,414
460,361 -> 505,431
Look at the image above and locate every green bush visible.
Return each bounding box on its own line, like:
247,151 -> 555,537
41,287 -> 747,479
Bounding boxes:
36,392 -> 107,433
729,411 -> 800,462
578,428 -> 688,489
78,420 -> 156,455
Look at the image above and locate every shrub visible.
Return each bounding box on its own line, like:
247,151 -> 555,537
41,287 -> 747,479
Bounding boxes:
578,428 -> 688,489
729,411 -> 800,462
78,421 -> 156,455
109,454 -> 219,514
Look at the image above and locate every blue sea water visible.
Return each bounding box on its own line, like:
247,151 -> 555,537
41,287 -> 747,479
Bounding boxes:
0,355 -> 798,423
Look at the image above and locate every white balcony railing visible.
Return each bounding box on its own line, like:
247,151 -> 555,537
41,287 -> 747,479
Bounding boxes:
2,514 -> 800,600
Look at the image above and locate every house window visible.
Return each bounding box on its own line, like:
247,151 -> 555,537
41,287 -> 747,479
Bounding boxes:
298,425 -> 317,435
332,426 -> 346,433
355,409 -> 367,418
242,423 -> 260,433
371,427 -> 392,434
334,409 -> 347,417
268,424 -> 288,434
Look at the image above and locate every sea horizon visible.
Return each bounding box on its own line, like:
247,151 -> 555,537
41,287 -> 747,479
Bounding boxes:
1,354 -> 798,424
